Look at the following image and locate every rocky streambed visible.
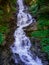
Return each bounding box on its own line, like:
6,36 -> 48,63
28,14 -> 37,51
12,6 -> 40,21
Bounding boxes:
0,19 -> 49,65
0,37 -> 49,65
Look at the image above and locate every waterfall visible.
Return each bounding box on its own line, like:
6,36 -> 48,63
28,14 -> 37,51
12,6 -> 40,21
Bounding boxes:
10,0 -> 43,65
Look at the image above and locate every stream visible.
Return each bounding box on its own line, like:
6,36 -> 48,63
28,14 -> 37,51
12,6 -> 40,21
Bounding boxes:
10,0 -> 43,65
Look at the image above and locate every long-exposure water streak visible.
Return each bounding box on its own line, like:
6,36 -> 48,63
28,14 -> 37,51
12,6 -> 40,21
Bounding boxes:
10,0 -> 43,65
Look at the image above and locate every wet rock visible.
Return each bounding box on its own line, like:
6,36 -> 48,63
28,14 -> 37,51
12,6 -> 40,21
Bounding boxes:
30,37 -> 49,65
0,46 -> 26,65
0,46 -> 10,65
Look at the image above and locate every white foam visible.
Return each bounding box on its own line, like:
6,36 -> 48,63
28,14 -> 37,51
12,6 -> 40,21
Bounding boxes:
10,0 -> 43,65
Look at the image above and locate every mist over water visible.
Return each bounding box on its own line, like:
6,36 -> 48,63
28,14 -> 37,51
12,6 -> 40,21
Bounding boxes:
10,0 -> 43,65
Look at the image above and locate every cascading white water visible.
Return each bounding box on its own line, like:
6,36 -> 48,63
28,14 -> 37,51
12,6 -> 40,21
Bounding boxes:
10,0 -> 43,65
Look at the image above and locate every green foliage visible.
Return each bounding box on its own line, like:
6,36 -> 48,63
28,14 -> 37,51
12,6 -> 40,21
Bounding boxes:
41,38 -> 49,46
37,17 -> 49,29
40,38 -> 49,55
0,25 -> 8,45
31,30 -> 48,37
37,0 -> 49,6
0,10 -> 4,20
29,0 -> 49,16
42,46 -> 49,53
0,10 -> 4,15
0,33 -> 5,45
0,25 -> 8,34
41,38 -> 49,47
29,4 -> 38,15
29,0 -> 49,58
11,0 -> 16,4
0,0 -> 16,45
